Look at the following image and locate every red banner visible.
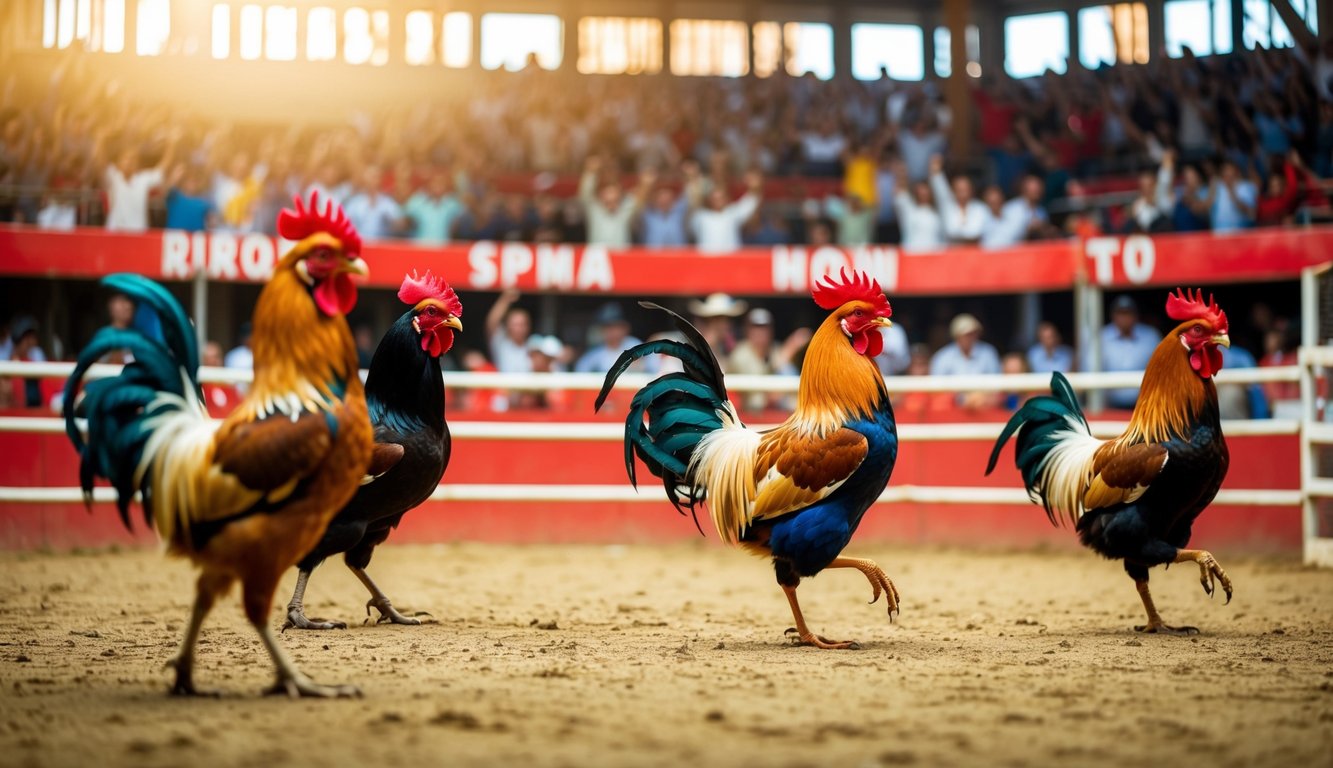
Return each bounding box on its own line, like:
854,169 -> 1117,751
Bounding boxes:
2,225 -> 1330,296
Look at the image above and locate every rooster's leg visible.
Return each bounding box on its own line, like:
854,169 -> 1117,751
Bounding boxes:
1173,549 -> 1234,603
257,621 -> 361,699
282,569 -> 348,631
826,557 -> 900,619
245,572 -> 360,698
350,567 -> 429,625
781,585 -> 860,650
166,572 -> 227,696
1133,579 -> 1199,635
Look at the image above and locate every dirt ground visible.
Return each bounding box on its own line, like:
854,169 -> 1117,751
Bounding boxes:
0,542 -> 1330,768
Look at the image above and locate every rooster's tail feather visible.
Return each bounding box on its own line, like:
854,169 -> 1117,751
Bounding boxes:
597,304 -> 736,532
63,274 -> 207,531
987,372 -> 1099,527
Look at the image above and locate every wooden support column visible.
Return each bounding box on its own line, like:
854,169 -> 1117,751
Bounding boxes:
944,0 -> 971,157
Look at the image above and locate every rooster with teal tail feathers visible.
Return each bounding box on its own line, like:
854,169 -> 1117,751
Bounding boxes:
987,289 -> 1234,634
63,191 -> 375,697
598,269 -> 900,649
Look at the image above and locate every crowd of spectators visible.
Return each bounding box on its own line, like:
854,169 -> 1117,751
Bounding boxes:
2,42 -> 1331,251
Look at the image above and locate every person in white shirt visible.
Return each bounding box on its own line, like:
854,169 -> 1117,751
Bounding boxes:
927,155 -> 989,244
103,136 -> 180,233
978,185 -> 1016,248
985,174 -> 1051,250
691,170 -> 763,254
892,161 -> 945,252
343,165 -> 406,241
485,288 -> 534,374
578,156 -> 650,248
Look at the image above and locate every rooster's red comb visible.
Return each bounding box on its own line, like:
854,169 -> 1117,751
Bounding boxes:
398,270 -> 462,316
812,267 -> 892,316
277,190 -> 362,256
1165,288 -> 1227,331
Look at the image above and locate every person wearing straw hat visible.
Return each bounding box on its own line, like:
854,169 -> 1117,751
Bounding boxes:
930,313 -> 1001,410
688,292 -> 748,363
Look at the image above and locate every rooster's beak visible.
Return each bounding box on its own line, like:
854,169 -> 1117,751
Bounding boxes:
444,316 -> 463,332
873,317 -> 893,328
340,257 -> 370,281
1212,333 -> 1231,348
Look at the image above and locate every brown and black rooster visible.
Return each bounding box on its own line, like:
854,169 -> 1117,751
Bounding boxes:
63,192 -> 373,696
284,271 -> 461,630
987,288 -> 1233,634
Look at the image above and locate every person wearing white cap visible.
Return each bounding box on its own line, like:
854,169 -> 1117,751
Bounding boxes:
728,308 -> 812,412
930,314 -> 1002,409
688,292 -> 747,364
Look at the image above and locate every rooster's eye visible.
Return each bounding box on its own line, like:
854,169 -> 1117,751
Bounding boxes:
854,309 -> 864,317
1192,325 -> 1204,335
426,306 -> 438,316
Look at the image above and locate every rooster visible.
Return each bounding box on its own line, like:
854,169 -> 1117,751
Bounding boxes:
284,270 -> 461,630
598,269 -> 899,649
63,192 -> 374,696
987,288 -> 1233,634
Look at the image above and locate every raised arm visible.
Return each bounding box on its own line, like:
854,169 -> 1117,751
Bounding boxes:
485,288 -> 522,340
578,156 -> 601,210
928,154 -> 956,215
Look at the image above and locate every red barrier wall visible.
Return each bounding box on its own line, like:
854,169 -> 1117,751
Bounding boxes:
0,410 -> 1301,554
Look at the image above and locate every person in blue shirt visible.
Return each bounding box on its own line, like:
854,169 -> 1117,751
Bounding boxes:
640,182 -> 691,247
165,166 -> 216,232
931,313 -> 1002,410
1027,321 -> 1074,374
1092,295 -> 1160,410
343,165 -> 406,241
404,171 -> 467,245
575,303 -> 656,374
1207,159 -> 1257,233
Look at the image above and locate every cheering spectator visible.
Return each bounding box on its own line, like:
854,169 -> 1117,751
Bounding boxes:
1255,151 -> 1311,227
893,160 -> 945,252
691,170 -> 762,254
1207,159 -> 1257,233
640,162 -> 699,248
897,114 -> 948,182
165,165 -> 216,233
1121,169 -> 1171,233
820,193 -> 875,247
101,131 -> 180,232
343,165 -> 406,240
928,155 -> 988,244
404,169 -> 468,245
1093,295 -> 1160,410
1158,151 -> 1211,232
579,156 -> 648,248
485,289 -> 534,374
213,153 -> 263,232
1027,321 -> 1074,374
799,117 -> 847,177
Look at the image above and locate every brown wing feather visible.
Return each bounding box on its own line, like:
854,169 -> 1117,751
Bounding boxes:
1084,442 -> 1168,510
750,428 -> 868,521
214,411 -> 333,491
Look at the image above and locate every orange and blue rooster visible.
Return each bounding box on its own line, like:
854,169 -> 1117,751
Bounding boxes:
598,269 -> 900,649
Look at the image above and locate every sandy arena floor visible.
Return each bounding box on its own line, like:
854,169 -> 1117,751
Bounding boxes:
0,542 -> 1330,768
